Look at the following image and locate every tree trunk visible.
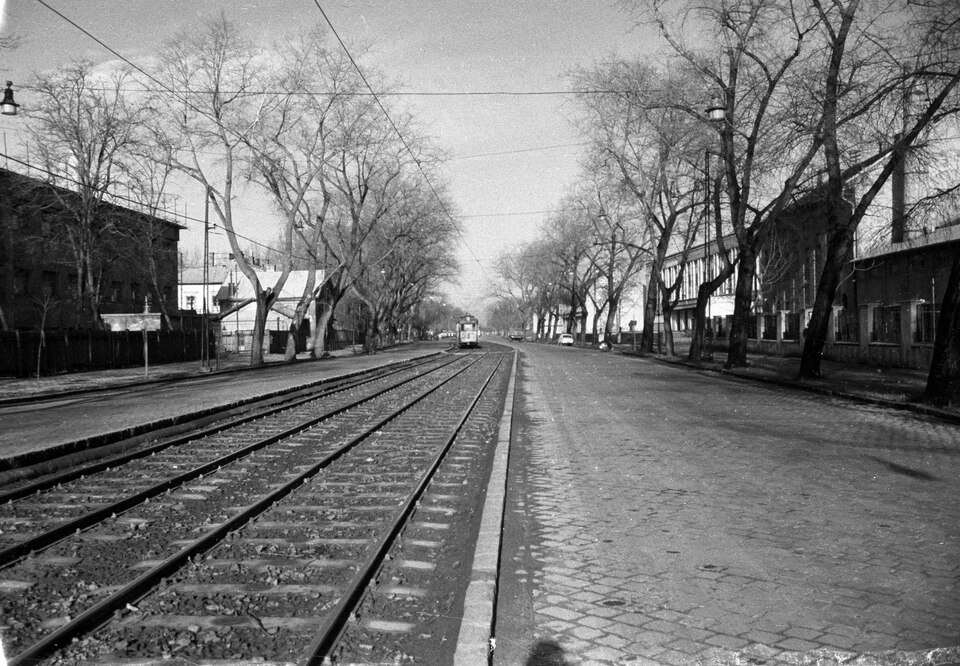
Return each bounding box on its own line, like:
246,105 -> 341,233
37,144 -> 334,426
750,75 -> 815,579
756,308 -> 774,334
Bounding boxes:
663,303 -> 676,356
284,303 -> 311,362
83,264 -> 103,329
688,262 -> 736,363
284,321 -> 299,361
726,246 -> 758,367
640,272 -> 658,353
798,223 -> 856,379
363,313 -> 379,354
249,294 -> 270,366
311,297 -> 334,358
923,250 -> 960,407
604,296 -> 619,341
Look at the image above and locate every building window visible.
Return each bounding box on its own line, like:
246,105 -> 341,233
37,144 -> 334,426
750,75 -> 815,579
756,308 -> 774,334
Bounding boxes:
67,274 -> 79,297
110,281 -> 122,302
131,283 -> 142,305
186,295 -> 196,310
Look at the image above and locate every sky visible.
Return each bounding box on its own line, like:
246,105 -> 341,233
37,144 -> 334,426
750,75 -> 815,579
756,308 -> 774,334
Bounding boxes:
0,0 -> 656,311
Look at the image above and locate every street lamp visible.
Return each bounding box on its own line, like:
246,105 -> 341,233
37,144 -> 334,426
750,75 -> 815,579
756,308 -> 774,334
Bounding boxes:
701,96 -> 726,358
705,96 -> 725,123
1,82 -> 19,116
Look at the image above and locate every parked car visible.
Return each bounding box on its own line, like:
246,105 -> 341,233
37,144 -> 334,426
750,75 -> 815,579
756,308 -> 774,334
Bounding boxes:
557,333 -> 575,346
508,331 -> 524,341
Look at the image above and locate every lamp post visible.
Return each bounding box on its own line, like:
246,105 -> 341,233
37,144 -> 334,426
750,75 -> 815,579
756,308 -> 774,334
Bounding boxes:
701,96 -> 726,358
1,82 -> 19,116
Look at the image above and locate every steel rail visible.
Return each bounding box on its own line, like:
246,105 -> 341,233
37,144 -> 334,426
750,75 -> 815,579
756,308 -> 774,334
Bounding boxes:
0,355 -> 453,503
0,355 -> 464,566
8,353 -> 488,666
302,353 -> 506,664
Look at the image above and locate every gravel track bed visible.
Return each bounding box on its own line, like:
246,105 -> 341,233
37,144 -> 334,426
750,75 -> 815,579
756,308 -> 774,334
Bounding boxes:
334,353 -> 511,664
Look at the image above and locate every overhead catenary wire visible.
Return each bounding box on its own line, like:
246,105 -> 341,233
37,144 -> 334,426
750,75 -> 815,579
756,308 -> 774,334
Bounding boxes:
308,0 -> 490,278
1,150 -> 593,272
1,123 -> 590,163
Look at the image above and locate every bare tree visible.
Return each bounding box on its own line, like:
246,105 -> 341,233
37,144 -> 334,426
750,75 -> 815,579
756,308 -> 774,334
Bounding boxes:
149,13 -> 282,365
243,27 -> 369,361
492,245 -> 540,334
323,99 -> 422,353
348,175 -> 457,352
118,154 -> 180,329
493,240 -> 563,339
572,60 -> 708,353
583,176 -> 650,344
799,0 -> 960,379
644,0 -> 827,367
542,197 -> 600,343
23,60 -> 145,328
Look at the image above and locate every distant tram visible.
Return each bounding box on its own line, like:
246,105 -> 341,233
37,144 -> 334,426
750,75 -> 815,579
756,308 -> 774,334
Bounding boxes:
456,315 -> 480,349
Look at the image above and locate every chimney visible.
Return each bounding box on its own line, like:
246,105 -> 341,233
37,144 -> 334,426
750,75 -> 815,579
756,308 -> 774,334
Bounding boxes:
891,137 -> 906,244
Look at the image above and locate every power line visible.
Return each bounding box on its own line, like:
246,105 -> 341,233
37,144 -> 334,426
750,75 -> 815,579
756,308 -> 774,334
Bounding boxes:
0,152 -> 313,263
38,0 -> 494,288
460,208 -> 568,219
24,83 -> 641,98
446,142 -> 589,161
310,0 -> 490,281
3,123 -> 588,163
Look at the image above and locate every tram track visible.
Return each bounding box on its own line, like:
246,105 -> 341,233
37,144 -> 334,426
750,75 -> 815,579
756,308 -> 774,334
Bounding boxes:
0,354 -> 464,559
0,353 -> 456,486
0,348 -> 514,665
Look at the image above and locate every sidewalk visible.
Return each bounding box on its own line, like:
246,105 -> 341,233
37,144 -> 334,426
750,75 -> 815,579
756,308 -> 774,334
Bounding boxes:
620,345 -> 959,423
0,346 -> 369,403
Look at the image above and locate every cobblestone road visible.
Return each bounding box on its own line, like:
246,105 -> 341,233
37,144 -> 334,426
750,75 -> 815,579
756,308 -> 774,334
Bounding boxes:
494,344 -> 960,666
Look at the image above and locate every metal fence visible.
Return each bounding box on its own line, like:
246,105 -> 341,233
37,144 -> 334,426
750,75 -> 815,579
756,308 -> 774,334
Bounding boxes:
783,312 -> 802,340
871,304 -> 901,343
834,308 -> 859,343
761,314 -> 777,340
915,302 -> 938,343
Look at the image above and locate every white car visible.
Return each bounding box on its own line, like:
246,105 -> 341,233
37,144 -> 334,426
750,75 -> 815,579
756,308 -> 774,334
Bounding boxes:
557,333 -> 575,346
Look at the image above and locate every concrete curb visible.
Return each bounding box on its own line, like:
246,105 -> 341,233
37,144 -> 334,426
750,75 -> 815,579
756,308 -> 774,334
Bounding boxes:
453,350 -> 518,665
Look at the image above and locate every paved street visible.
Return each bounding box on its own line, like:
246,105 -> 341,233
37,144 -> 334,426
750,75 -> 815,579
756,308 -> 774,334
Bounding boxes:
495,342 -> 960,665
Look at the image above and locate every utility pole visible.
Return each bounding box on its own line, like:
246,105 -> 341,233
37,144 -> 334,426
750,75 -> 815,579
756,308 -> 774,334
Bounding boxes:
202,186 -> 210,371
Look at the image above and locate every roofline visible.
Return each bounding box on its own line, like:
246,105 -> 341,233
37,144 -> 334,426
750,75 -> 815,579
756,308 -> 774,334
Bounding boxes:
0,167 -> 187,231
854,223 -> 960,263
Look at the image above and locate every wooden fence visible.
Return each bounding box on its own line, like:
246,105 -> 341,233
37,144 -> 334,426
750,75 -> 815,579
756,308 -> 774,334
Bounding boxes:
0,329 -> 212,378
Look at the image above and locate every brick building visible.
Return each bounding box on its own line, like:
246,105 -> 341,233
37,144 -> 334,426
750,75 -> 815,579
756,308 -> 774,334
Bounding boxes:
0,168 -> 183,330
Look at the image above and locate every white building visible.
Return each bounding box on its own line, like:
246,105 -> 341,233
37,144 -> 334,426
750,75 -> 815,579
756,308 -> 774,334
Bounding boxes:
177,265 -> 232,315
217,269 -> 324,353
